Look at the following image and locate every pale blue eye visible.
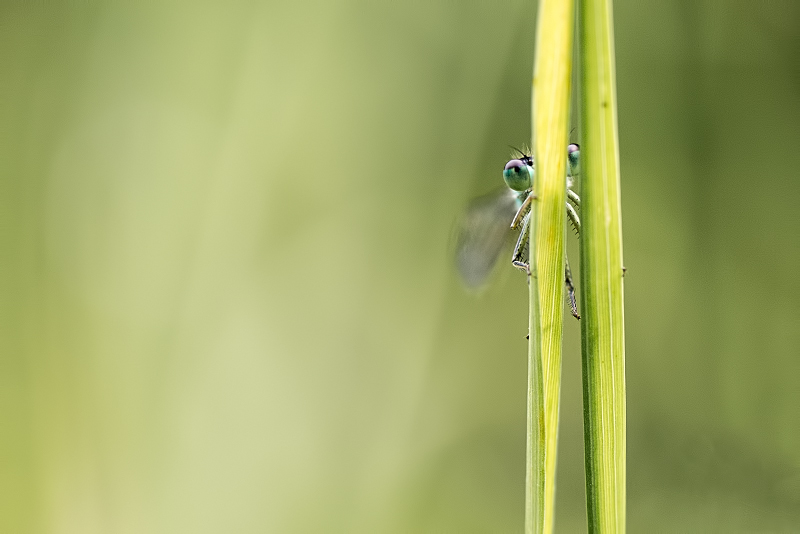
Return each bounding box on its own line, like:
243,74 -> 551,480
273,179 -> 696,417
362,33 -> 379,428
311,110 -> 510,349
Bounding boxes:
503,159 -> 533,191
567,143 -> 580,176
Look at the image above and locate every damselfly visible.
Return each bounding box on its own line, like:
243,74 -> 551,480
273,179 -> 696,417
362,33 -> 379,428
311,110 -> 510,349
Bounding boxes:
456,144 -> 582,319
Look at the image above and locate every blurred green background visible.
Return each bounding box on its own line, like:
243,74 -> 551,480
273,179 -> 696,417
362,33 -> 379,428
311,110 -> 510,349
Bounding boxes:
2,1 -> 799,532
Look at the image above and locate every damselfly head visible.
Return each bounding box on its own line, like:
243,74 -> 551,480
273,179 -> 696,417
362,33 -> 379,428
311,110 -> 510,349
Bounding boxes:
503,159 -> 533,191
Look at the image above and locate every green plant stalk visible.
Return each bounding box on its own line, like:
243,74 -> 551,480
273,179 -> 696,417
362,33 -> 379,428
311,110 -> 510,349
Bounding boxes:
578,0 -> 627,531
528,0 -> 575,532
525,194 -> 545,534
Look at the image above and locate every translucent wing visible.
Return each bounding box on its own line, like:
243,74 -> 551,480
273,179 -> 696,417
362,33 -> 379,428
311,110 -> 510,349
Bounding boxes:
455,188 -> 521,289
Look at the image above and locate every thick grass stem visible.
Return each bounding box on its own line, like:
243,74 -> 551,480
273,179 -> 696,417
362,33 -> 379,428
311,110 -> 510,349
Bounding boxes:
527,0 -> 575,532
578,0 -> 627,531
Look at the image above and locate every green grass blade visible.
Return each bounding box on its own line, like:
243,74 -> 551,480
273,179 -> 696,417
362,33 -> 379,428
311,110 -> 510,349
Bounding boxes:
578,0 -> 627,531
525,198 -> 545,534
528,0 -> 575,532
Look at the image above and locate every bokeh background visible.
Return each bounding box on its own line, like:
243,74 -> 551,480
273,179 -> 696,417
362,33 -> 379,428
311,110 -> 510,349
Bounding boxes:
2,1 -> 799,532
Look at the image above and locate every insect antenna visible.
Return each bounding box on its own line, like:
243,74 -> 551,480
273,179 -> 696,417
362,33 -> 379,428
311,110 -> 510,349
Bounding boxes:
508,145 -> 524,157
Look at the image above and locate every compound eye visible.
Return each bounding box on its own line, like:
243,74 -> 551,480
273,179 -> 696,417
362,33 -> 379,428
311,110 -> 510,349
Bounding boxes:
503,159 -> 533,191
567,144 -> 580,176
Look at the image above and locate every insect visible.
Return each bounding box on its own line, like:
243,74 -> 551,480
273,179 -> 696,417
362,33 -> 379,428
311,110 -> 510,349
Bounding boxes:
456,144 -> 582,319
